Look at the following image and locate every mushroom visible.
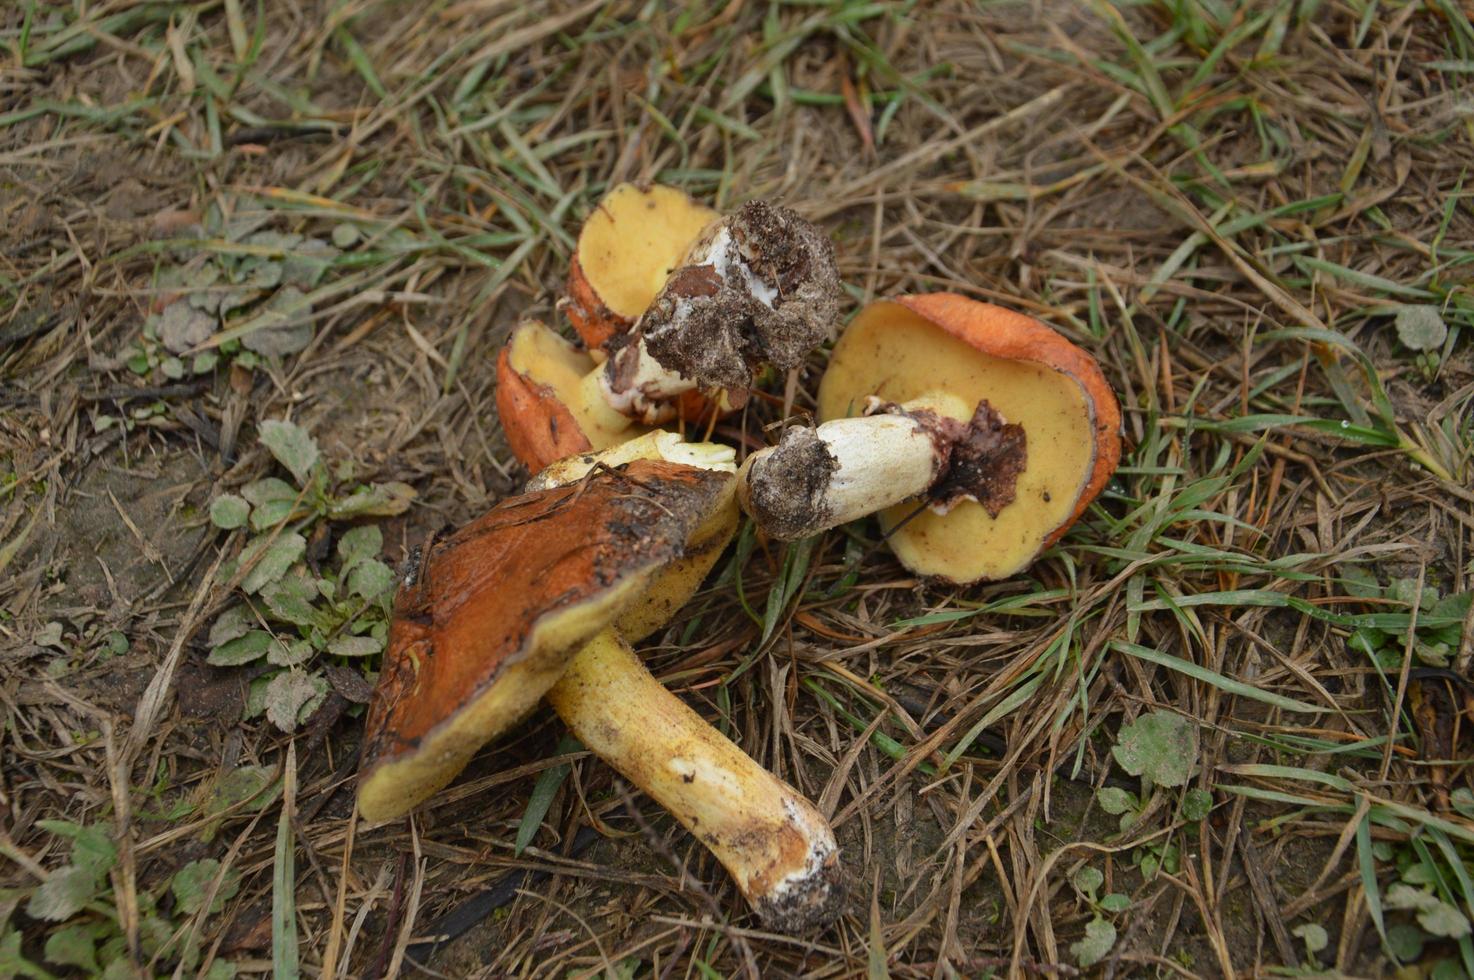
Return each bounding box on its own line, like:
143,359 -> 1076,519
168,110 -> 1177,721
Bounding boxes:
737,294 -> 1122,584
358,448 -> 843,930
561,183 -> 718,353
496,201 -> 841,473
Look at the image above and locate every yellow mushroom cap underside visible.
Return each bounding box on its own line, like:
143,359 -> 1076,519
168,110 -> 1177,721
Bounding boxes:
817,299 -> 1106,584
357,459 -> 736,823
575,184 -> 719,321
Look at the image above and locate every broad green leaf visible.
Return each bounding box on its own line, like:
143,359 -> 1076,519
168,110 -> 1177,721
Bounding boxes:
68,827 -> 115,878
26,866 -> 97,921
266,638 -> 313,668
44,922 -> 102,973
243,675 -> 272,721
1395,305 -> 1448,352
327,634 -> 381,658
335,526 -> 382,573
1385,884 -> 1472,937
243,286 -> 314,356
172,859 -> 241,916
346,559 -> 395,600
327,482 -> 416,519
261,575 -> 319,627
1112,712 -> 1198,788
241,477 -> 298,508
1070,918 -> 1116,968
242,477 -> 300,531
208,630 -> 273,667
210,495 -> 250,530
1386,923 -> 1425,961
158,300 -> 216,354
239,533 -> 306,594
1099,894 -> 1131,913
1096,786 -> 1137,815
257,421 -> 319,486
264,672 -> 327,732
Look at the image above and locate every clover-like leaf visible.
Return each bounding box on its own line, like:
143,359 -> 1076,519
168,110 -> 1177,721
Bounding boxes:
1070,918 -> 1116,968
1096,786 -> 1137,815
210,495 -> 250,530
1395,304 -> 1448,352
1073,866 -> 1103,897
1292,923 -> 1328,956
257,420 -> 319,486
239,532 -> 306,594
1112,712 -> 1198,788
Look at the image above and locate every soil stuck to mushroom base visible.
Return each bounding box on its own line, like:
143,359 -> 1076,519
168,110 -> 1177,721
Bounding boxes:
613,201 -> 841,394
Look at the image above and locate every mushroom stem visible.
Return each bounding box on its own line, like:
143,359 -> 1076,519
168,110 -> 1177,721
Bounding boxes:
546,629 -> 843,931
738,395 -> 1028,541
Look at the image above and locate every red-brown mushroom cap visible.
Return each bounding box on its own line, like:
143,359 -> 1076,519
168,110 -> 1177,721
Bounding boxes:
358,459 -> 736,823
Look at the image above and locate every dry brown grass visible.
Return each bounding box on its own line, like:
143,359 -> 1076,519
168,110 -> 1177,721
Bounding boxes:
3,1 -> 1473,977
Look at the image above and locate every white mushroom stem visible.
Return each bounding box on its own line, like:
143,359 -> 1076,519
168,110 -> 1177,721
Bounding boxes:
546,629 -> 843,931
598,335 -> 698,421
737,393 -> 978,541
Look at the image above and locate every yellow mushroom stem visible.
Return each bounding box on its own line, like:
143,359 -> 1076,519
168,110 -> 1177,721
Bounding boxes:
546,629 -> 843,932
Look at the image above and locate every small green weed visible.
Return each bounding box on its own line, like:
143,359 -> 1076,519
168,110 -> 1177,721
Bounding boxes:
207,419 -> 413,731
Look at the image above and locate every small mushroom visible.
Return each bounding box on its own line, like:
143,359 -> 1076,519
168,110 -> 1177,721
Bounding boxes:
358,450 -> 843,930
738,294 -> 1122,583
497,201 -> 841,473
562,183 -> 718,352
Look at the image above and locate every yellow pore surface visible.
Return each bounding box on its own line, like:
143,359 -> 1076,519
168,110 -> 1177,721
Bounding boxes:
578,184 -> 717,318
817,303 -> 1095,583
507,321 -> 641,448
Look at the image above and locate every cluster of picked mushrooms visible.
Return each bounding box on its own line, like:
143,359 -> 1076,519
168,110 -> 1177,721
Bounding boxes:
357,184 -> 1122,933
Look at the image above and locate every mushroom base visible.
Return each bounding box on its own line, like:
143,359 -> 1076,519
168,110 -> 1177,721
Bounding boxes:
546,629 -> 844,931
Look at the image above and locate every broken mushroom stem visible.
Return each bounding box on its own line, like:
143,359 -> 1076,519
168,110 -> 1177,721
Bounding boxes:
737,394 -> 1029,541
546,628 -> 843,932
601,200 -> 840,424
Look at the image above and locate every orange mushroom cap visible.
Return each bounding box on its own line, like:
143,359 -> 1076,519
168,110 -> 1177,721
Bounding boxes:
358,458 -> 735,823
